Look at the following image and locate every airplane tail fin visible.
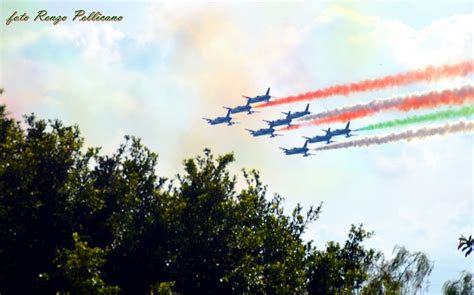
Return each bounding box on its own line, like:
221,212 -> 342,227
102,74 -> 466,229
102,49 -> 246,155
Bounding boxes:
225,108 -> 232,117
305,104 -> 310,112
346,121 -> 350,130
266,87 -> 270,96
303,139 -> 309,148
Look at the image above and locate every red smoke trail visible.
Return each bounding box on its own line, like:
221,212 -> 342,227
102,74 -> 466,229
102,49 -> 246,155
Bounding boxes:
281,86 -> 474,131
258,60 -> 474,108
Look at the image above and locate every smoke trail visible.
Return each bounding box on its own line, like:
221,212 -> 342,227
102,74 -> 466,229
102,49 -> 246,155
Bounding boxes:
281,86 -> 474,131
357,105 -> 474,131
314,121 -> 474,151
257,60 -> 474,108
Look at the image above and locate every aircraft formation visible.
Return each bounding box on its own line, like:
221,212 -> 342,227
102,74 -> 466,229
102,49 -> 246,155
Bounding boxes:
203,88 -> 355,157
203,61 -> 474,158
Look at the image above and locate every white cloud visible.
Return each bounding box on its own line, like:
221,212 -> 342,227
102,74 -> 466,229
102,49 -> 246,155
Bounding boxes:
307,5 -> 473,69
369,13 -> 473,67
53,23 -> 125,65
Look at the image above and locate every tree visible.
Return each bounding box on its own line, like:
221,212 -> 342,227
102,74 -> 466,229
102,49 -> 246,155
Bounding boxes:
0,109 -> 87,293
83,136 -> 169,294
362,246 -> 434,295
163,150 -> 322,294
306,224 -> 378,295
442,271 -> 473,295
0,104 -> 167,293
458,235 -> 473,257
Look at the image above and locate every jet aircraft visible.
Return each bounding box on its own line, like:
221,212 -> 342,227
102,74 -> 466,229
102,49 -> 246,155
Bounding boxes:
243,88 -> 272,104
283,104 -> 310,120
264,112 -> 292,127
246,127 -> 280,138
303,128 -> 333,144
328,122 -> 353,138
224,100 -> 255,115
279,140 -> 312,157
202,109 -> 237,126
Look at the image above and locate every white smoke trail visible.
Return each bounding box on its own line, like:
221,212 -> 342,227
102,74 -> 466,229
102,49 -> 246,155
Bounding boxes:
299,85 -> 474,122
314,121 -> 474,151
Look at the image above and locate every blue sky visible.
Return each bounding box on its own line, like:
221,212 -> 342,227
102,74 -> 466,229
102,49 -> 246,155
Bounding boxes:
1,1 -> 473,292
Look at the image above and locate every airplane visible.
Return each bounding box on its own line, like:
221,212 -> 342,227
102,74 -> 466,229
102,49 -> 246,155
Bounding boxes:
243,88 -> 272,104
246,127 -> 280,138
327,122 -> 353,138
303,128 -> 333,144
264,112 -> 293,127
283,104 -> 311,120
279,139 -> 312,157
224,100 -> 255,115
202,109 -> 237,126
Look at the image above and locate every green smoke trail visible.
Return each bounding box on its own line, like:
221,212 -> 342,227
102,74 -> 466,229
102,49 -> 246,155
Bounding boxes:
357,105 -> 474,131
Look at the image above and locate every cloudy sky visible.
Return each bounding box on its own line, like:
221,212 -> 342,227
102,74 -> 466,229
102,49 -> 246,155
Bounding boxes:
1,0 -> 473,291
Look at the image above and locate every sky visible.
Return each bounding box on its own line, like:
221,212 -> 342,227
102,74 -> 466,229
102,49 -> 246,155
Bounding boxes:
1,0 -> 473,292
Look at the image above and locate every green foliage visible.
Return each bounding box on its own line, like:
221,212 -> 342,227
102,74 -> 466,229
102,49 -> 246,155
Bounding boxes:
148,281 -> 176,295
306,224 -> 377,295
458,235 -> 473,257
163,150 -> 322,294
54,232 -> 120,294
362,246 -> 434,295
442,271 -> 473,295
0,110 -> 87,293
